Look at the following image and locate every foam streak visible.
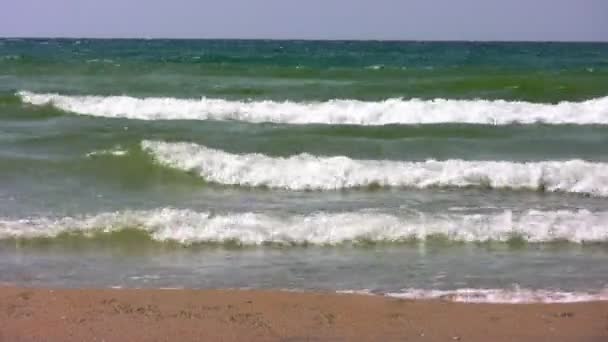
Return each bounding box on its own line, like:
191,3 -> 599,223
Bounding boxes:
386,288 -> 608,303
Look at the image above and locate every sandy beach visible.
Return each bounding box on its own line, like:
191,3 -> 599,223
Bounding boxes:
0,287 -> 606,341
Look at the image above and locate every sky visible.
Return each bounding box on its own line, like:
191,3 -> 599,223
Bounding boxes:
1,0 -> 607,41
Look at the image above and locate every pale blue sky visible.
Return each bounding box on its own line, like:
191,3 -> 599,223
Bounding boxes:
1,0 -> 607,41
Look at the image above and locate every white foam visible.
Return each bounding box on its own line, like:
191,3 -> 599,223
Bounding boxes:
85,147 -> 128,158
387,287 -> 608,303
142,140 -> 608,196
18,91 -> 608,125
1,208 -> 608,244
1,55 -> 21,61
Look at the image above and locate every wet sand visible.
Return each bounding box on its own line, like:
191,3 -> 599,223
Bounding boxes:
0,287 -> 606,341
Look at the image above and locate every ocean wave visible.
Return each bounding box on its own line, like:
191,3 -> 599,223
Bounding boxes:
142,140 -> 608,195
385,288 -> 608,303
1,208 -> 608,244
18,91 -> 608,125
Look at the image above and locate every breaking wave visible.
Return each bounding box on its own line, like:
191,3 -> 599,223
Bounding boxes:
142,140 -> 608,196
2,208 -> 608,244
18,91 -> 608,125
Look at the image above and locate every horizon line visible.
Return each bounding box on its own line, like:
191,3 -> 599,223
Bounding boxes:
2,36 -> 607,44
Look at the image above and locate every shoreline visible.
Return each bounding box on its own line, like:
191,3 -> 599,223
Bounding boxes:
1,287 -> 606,341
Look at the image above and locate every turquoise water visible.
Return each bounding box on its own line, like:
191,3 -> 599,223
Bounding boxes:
1,39 -> 608,301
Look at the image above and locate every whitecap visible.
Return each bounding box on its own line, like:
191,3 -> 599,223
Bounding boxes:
17,91 -> 608,125
142,140 -> 608,196
1,208 -> 608,244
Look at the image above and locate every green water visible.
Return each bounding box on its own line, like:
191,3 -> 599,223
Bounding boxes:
2,39 -> 607,101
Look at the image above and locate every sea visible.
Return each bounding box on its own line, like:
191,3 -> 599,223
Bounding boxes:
1,39 -> 608,303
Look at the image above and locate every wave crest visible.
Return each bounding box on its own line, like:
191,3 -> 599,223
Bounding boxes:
141,140 -> 608,196
2,208 -> 608,244
18,91 -> 608,125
